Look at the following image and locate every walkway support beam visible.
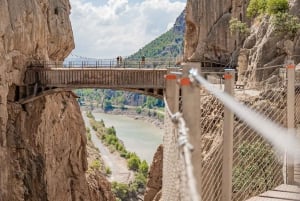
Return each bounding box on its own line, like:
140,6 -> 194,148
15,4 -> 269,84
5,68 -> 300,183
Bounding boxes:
222,69 -> 235,201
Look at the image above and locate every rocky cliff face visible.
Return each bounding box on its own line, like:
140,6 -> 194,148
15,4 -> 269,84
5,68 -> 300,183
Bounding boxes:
184,0 -> 249,64
237,0 -> 300,84
184,0 -> 300,78
0,1 -> 113,200
144,145 -> 163,201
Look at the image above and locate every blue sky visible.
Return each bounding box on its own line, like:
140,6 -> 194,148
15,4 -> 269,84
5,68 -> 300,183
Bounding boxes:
69,0 -> 186,59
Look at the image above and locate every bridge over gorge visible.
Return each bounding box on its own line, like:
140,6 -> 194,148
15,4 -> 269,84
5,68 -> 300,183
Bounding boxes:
19,59 -> 227,103
19,58 -> 300,200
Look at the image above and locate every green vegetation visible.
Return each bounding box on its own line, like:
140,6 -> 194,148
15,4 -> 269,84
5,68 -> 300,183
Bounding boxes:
129,28 -> 183,59
229,18 -> 249,35
139,160 -> 149,177
105,167 -> 112,175
90,159 -> 102,171
86,113 -> 149,200
233,0 -> 300,36
272,12 -> 300,35
75,89 -> 164,113
266,0 -> 288,14
86,127 -> 91,141
127,153 -> 141,171
112,182 -> 132,201
233,142 -> 281,194
246,0 -> 288,17
247,0 -> 268,17
136,107 -> 142,114
86,111 -> 94,119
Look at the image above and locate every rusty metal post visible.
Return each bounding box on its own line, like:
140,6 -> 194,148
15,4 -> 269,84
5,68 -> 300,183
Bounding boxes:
287,62 -> 295,185
222,69 -> 235,201
181,62 -> 202,197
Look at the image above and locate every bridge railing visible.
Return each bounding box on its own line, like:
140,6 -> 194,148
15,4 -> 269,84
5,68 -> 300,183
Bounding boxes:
163,63 -> 299,201
27,59 -> 179,69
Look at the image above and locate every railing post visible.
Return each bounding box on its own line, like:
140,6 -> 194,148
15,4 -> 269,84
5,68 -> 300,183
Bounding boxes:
287,62 -> 295,185
222,69 -> 235,201
181,62 -> 202,197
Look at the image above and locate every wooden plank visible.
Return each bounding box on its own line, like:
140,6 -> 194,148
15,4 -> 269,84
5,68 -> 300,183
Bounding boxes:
259,190 -> 300,200
274,184 -> 300,194
247,196 -> 285,201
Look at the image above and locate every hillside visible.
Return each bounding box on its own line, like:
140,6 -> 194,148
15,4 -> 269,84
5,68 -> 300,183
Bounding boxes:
129,9 -> 185,59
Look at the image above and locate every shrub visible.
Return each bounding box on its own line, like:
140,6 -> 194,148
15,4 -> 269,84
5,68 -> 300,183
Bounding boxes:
107,126 -> 116,135
112,182 -> 131,200
86,111 -> 94,119
267,0 -> 289,14
86,127 -> 92,141
127,153 -> 141,171
229,18 -> 250,35
131,172 -> 147,191
139,160 -> 149,177
120,151 -> 128,158
90,159 -> 101,171
272,12 -> 300,35
87,132 -> 91,141
247,0 -> 267,17
136,107 -> 142,114
105,167 -> 112,175
233,142 -> 281,193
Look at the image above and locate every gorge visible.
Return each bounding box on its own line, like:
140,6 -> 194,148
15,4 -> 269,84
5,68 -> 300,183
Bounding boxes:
1,0 -> 300,201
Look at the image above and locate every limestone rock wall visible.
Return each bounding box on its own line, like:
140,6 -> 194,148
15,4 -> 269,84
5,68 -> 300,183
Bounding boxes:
0,0 -> 113,200
184,0 -> 249,64
237,0 -> 300,84
144,145 -> 163,201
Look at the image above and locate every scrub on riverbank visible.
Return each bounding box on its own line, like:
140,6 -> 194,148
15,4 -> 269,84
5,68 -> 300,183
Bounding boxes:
92,111 -> 163,164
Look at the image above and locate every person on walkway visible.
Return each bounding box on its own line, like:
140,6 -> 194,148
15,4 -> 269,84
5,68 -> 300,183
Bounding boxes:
116,56 -> 120,67
119,56 -> 123,67
141,56 -> 145,67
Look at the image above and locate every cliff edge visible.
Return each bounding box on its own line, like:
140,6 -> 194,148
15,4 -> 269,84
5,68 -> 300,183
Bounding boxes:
0,1 -> 113,200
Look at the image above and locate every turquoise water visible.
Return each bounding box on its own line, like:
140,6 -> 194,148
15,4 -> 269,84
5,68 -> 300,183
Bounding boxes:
93,112 -> 163,164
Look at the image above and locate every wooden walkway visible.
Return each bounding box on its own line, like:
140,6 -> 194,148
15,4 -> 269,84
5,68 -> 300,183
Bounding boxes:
246,184 -> 300,201
246,154 -> 300,201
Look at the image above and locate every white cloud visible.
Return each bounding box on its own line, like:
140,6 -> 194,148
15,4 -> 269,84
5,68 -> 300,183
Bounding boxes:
69,0 -> 185,59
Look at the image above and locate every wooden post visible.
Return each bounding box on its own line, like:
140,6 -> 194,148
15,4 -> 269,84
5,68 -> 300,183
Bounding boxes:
181,62 -> 202,197
165,73 -> 179,113
222,69 -> 235,201
287,62 -> 295,185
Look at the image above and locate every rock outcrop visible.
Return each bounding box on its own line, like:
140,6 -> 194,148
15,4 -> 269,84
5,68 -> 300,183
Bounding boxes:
184,0 -> 249,64
0,0 -> 113,200
144,145 -> 163,201
237,1 -> 300,84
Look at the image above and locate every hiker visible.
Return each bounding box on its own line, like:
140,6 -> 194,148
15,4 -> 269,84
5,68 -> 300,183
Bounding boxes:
116,56 -> 120,67
141,56 -> 145,67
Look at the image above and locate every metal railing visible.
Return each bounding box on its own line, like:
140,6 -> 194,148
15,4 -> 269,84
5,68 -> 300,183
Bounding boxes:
27,59 -> 179,69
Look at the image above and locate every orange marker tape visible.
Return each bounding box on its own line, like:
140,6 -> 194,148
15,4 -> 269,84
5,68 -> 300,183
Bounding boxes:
224,74 -> 233,80
180,77 -> 191,86
164,74 -> 177,80
287,64 -> 295,69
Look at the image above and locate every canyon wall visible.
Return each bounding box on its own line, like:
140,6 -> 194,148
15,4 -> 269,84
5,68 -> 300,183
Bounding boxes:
184,0 -> 249,64
185,0 -> 300,80
0,0 -> 113,200
237,0 -> 300,84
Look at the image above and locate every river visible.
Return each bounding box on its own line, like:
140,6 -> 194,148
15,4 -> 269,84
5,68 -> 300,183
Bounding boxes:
92,112 -> 163,164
